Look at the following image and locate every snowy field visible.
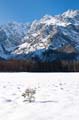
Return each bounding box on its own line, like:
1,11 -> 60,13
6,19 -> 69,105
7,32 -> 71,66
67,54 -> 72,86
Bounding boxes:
0,73 -> 79,120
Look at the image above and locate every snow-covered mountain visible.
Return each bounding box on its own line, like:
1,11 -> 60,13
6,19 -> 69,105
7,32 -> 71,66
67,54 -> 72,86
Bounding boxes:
0,9 -> 79,61
0,22 -> 31,59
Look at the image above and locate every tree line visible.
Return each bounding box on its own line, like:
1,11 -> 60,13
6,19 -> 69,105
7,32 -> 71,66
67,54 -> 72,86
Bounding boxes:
0,59 -> 79,72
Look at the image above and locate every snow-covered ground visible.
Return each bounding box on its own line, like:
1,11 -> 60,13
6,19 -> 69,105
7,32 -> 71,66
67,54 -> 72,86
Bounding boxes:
0,73 -> 79,120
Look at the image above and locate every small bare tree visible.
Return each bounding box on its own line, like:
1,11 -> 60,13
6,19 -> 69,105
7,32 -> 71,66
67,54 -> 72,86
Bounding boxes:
22,88 -> 36,102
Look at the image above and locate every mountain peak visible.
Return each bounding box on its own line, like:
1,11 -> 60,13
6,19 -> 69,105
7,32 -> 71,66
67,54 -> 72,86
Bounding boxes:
62,9 -> 79,18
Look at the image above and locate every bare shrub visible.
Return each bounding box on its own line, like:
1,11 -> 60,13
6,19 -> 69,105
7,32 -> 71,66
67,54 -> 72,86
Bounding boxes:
22,88 -> 36,102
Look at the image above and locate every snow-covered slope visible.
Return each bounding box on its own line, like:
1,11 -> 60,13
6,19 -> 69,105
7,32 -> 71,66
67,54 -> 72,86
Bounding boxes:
0,73 -> 79,120
0,10 -> 79,61
0,22 -> 30,59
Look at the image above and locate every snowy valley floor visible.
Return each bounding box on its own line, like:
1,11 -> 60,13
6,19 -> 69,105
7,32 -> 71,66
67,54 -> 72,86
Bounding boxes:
0,73 -> 79,120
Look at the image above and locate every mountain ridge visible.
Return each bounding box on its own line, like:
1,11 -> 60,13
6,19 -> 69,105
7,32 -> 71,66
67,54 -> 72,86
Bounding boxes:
0,9 -> 79,61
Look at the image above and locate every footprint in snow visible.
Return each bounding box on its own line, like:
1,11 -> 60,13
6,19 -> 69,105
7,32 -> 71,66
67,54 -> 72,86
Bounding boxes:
5,99 -> 12,103
3,86 -> 6,88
